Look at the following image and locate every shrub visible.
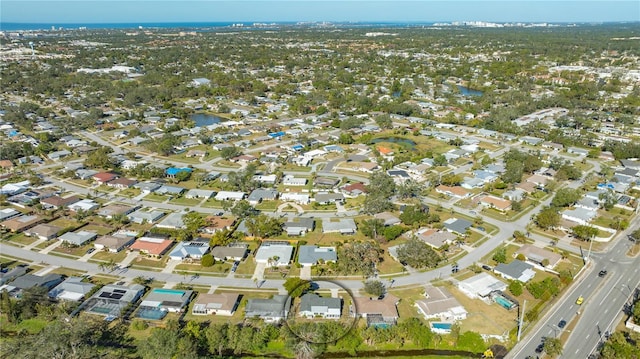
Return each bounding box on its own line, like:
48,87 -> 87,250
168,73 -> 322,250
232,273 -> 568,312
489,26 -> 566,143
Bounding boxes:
201,254 -> 215,267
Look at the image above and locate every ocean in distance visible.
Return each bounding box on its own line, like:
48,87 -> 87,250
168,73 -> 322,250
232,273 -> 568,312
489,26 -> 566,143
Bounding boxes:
1,21 -> 438,31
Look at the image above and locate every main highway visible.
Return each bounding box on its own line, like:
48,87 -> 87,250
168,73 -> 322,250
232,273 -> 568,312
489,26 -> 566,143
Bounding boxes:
506,216 -> 640,359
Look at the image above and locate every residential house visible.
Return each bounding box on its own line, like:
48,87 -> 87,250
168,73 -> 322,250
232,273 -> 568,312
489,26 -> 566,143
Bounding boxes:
284,218 -> 315,236
282,176 -> 307,186
322,218 -> 357,234
168,239 -> 210,261
156,212 -> 185,229
248,189 -> 279,205
299,293 -> 341,319
134,181 -> 162,194
415,286 -> 467,321
245,295 -> 291,323
214,191 -> 246,201
166,167 -> 192,178
47,150 -> 71,161
435,185 -> 470,199
562,207 -> 597,225
352,294 -> 400,327
5,273 -> 64,297
139,288 -> 193,313
298,245 -> 337,267
40,195 -> 80,209
185,189 -> 216,199
1,214 -> 43,232
130,235 -> 174,257
461,177 -> 486,190
24,223 -> 62,240
68,199 -> 100,212
98,203 -> 139,219
155,185 -> 186,196
0,265 -> 28,286
515,244 -> 562,269
503,189 -> 525,202
253,174 -> 277,185
494,259 -> 536,283
315,192 -> 345,205
342,182 -> 368,197
457,273 -> 507,300
128,209 -> 165,224
94,235 -> 136,253
374,212 -> 401,226
0,207 -> 20,221
478,195 -> 512,212
211,243 -> 248,262
49,276 -> 96,301
93,172 -> 118,185
443,218 -> 473,236
314,177 -> 340,187
202,216 -> 236,235
59,230 -> 98,246
76,169 -> 99,180
416,229 -> 457,249
192,293 -> 241,316
84,284 -> 145,318
280,192 -> 310,205
255,242 -> 294,267
106,177 -> 137,189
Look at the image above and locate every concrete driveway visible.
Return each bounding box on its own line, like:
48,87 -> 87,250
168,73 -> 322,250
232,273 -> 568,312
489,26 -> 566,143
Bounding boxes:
252,262 -> 266,280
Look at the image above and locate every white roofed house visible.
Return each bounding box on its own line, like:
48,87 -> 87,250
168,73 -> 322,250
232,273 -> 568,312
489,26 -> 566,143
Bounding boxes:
59,230 -> 98,246
280,192 -> 310,205
185,189 -> 216,199
215,191 -> 246,201
322,218 -> 357,235
457,273 -> 507,300
139,288 -> 193,314
155,212 -> 185,229
255,241 -> 294,267
192,293 -> 241,316
415,286 -> 467,322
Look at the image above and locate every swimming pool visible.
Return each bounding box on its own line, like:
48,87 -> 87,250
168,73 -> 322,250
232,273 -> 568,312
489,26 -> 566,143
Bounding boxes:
495,295 -> 516,310
431,322 -> 453,331
137,307 -> 167,320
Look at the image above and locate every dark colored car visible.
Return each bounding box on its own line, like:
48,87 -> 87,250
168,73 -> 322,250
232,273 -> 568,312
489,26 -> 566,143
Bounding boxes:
482,264 -> 492,271
598,270 -> 608,277
231,261 -> 240,273
558,320 -> 567,328
535,343 -> 545,353
86,248 -> 96,254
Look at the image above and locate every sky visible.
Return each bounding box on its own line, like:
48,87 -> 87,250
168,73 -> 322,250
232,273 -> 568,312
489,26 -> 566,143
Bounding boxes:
1,0 -> 639,24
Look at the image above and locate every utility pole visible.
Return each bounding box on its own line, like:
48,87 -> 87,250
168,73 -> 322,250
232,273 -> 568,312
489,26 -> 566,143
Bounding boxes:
517,300 -> 526,342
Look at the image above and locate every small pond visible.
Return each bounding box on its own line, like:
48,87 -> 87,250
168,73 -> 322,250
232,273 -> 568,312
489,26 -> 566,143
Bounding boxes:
191,113 -> 222,127
370,136 -> 416,147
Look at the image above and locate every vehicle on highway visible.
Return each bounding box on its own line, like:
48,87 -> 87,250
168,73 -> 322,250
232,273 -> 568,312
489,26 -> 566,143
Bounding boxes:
535,343 -> 545,353
598,270 -> 608,277
576,296 -> 584,305
558,319 -> 567,328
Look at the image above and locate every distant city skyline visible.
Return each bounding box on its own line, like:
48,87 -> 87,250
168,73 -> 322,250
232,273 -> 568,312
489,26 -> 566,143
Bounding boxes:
2,1 -> 639,24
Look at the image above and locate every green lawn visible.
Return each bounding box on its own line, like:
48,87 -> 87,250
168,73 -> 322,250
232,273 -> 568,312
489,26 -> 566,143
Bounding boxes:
175,262 -> 232,275
169,197 -> 202,206
89,250 -> 128,263
233,258 -> 257,277
143,193 -> 167,202
130,256 -> 169,270
7,233 -> 38,247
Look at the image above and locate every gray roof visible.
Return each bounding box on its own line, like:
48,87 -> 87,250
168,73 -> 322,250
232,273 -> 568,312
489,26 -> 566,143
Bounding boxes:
211,244 -> 248,260
322,218 -> 357,233
299,293 -> 341,313
169,240 -> 210,259
245,295 -> 291,318
248,189 -> 279,203
10,273 -> 64,290
298,245 -> 337,265
494,260 -> 535,281
315,192 -> 345,203
156,212 -> 185,229
443,218 -> 472,235
0,208 -> 21,221
0,265 -> 28,285
48,276 -> 96,301
59,230 -> 97,246
284,218 -> 315,235
134,181 -> 162,192
156,185 -> 185,195
255,243 -> 294,265
128,209 -> 165,224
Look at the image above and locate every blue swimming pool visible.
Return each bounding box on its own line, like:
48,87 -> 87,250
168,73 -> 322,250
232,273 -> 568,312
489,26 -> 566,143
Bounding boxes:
137,307 -> 167,320
431,322 -> 452,330
495,295 -> 516,310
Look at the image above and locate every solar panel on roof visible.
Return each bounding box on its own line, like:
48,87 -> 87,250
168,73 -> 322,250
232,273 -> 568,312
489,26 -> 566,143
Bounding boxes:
99,292 -> 111,298
114,289 -> 126,294
111,293 -> 123,300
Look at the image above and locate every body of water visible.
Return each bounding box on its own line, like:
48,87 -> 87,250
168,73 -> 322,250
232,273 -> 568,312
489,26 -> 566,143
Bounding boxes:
191,113 -> 221,127
370,136 -> 417,147
456,85 -> 484,97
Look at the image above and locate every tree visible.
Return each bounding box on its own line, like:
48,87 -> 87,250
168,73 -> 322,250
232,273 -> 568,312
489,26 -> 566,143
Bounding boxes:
396,238 -> 442,269
201,253 -> 215,267
283,278 -> 311,298
396,179 -> 422,199
85,146 -> 117,169
138,327 -> 179,359
220,145 -> 243,160
492,247 -> 507,264
360,219 -> 385,240
383,225 -> 406,242
508,280 -> 523,296
502,160 -> 524,184
246,214 -> 283,238
336,241 -> 382,277
433,154 -> 447,167
182,211 -> 204,238
374,114 -> 393,129
598,190 -> 617,210
362,195 -> 394,215
399,205 -> 429,226
571,225 -> 599,241
364,280 -> 386,298
229,200 -> 258,217
551,188 -> 581,207
535,207 -> 560,229
338,133 -> 354,144
543,337 -> 563,357
206,323 -> 229,357
440,173 -> 462,186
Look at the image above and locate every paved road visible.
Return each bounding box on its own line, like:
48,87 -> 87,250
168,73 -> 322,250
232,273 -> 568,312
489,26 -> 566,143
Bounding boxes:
506,216 -> 640,359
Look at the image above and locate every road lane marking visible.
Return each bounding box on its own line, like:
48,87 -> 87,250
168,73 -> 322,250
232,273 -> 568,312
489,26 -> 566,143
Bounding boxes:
586,334 -> 590,340
605,308 -> 609,314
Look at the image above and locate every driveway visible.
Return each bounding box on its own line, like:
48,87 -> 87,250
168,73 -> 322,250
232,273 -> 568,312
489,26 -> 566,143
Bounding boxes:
300,265 -> 312,280
252,262 -> 266,280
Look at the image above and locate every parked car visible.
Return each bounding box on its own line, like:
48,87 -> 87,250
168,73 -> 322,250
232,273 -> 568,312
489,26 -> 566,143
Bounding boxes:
231,261 -> 240,273
86,248 -> 96,254
482,264 -> 492,271
558,319 -> 567,328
